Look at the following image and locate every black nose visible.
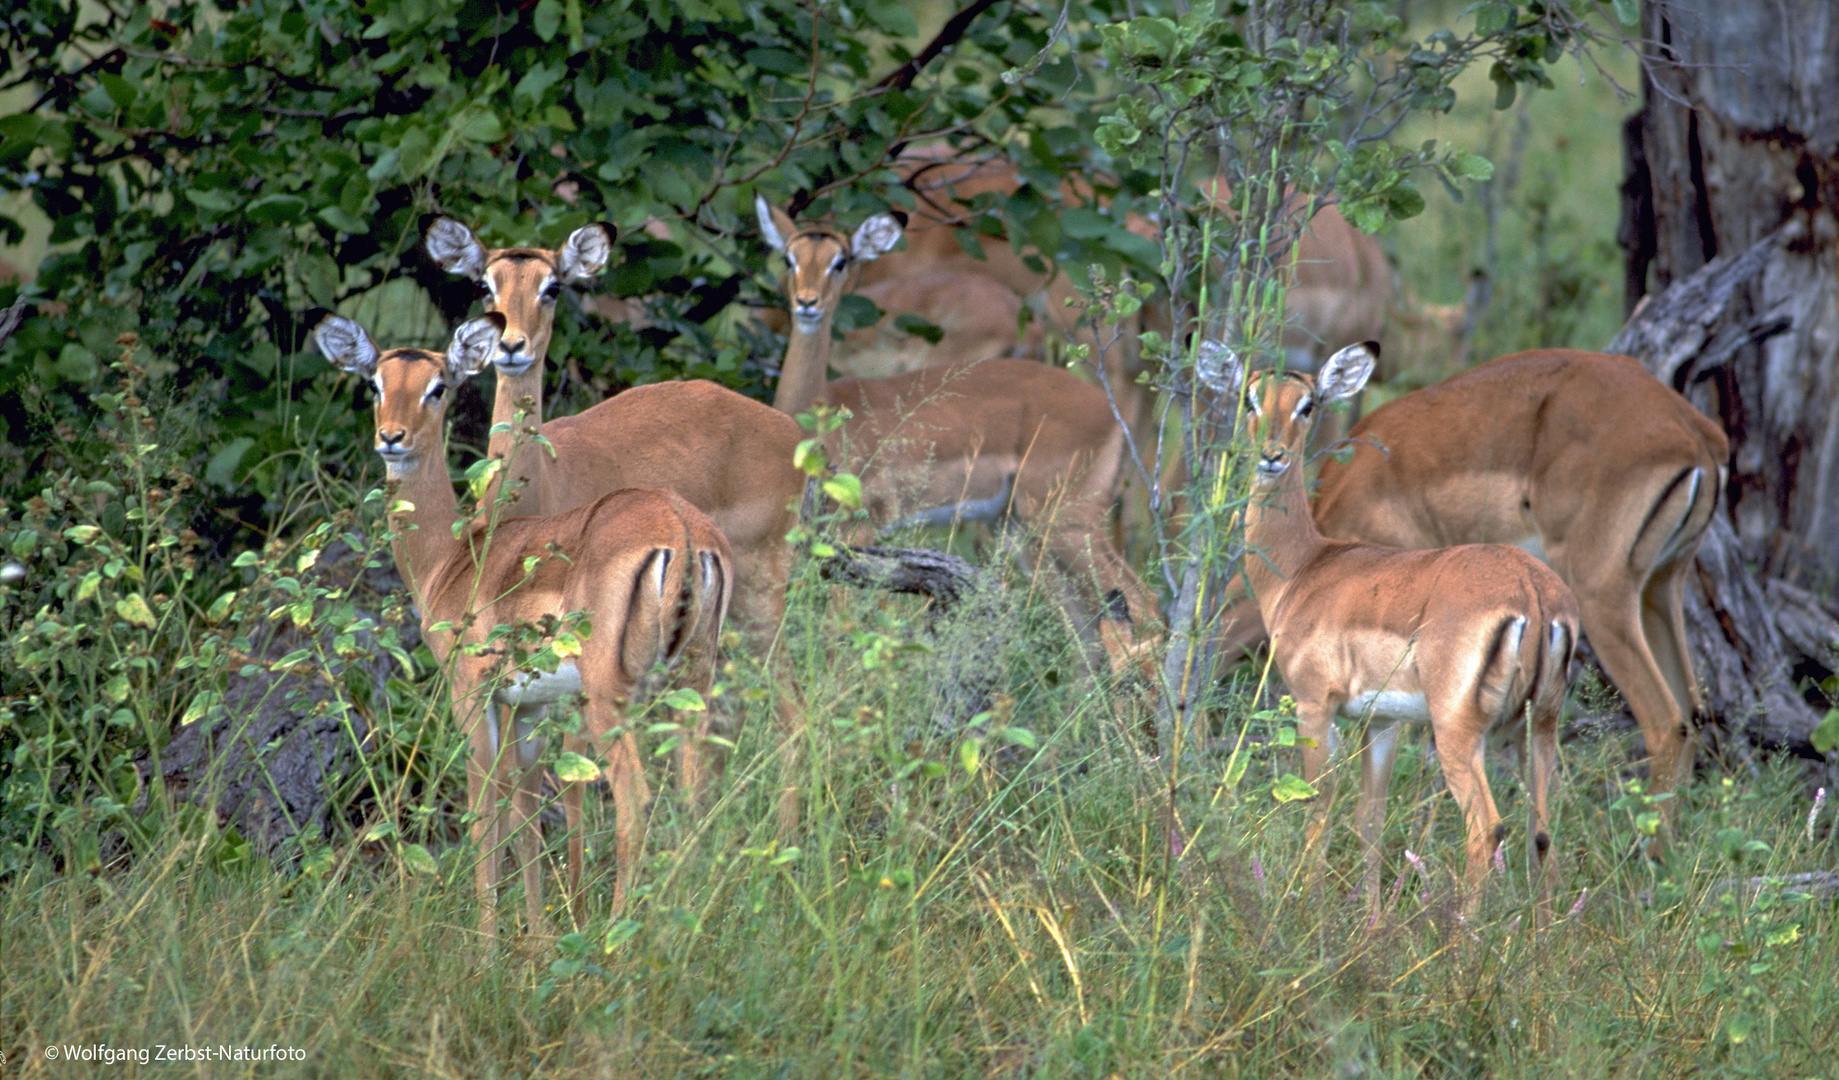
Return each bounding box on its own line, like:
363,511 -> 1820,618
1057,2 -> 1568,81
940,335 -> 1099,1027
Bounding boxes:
502,335 -> 526,354
379,429 -> 406,448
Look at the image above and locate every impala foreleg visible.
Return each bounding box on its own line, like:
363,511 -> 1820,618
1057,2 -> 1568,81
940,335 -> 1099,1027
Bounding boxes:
1357,722 -> 1403,911
602,726 -> 650,914
560,753 -> 585,928
508,708 -> 549,936
1296,702 -> 1338,873
461,695 -> 508,940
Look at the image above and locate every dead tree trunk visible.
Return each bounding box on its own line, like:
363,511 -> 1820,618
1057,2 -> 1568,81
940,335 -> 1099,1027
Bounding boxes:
1625,0 -> 1839,584
1618,0 -> 1839,755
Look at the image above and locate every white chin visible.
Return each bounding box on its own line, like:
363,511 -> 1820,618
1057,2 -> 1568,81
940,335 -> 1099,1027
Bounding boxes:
793,313 -> 825,332
496,356 -> 536,376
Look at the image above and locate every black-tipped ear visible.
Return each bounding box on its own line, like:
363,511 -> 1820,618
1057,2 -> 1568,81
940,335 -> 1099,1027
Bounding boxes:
447,311 -> 507,378
1317,341 -> 1378,402
310,311 -> 380,377
887,209 -> 910,229
559,222 -> 616,285
424,216 -> 490,280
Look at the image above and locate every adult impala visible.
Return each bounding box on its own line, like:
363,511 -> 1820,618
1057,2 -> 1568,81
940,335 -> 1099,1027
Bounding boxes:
1219,348 -> 1728,855
313,312 -> 733,938
758,195 -> 1161,677
1224,341 -> 1578,925
423,217 -> 809,828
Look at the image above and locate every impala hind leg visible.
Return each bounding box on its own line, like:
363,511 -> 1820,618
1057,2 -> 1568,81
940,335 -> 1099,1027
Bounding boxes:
1431,713 -> 1503,920
560,750 -> 585,928
1572,586 -> 1690,858
459,694 -> 510,941
1525,704 -> 1560,928
603,728 -> 650,913
731,546 -> 803,837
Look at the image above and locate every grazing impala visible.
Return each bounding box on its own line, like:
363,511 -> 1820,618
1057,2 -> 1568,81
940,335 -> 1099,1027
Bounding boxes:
1223,341 -> 1579,925
313,312 -> 733,938
1219,347 -> 1728,856
758,195 -> 1161,677
423,217 -> 809,829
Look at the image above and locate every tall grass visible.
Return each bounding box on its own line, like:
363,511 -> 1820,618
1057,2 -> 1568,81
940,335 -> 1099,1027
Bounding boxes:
5,549 -> 1835,1077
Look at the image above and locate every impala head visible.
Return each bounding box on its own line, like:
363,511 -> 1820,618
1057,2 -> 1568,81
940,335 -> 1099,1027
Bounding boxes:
756,195 -> 903,331
423,217 -> 615,374
313,311 -> 506,478
1204,340 -> 1377,487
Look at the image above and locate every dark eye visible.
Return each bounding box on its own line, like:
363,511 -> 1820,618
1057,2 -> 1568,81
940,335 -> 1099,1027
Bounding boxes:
426,381 -> 446,400
540,281 -> 562,302
830,255 -> 848,274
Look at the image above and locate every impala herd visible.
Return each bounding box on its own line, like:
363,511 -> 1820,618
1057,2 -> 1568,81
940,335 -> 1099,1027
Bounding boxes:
312,153 -> 1728,939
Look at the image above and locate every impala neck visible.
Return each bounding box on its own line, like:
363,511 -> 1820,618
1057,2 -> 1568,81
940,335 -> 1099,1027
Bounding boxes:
386,442 -> 465,615
1240,456 -> 1325,616
486,329 -> 556,519
774,311 -> 834,415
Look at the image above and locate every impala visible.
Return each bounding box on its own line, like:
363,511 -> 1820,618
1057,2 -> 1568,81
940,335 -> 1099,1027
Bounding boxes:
1218,347 -> 1728,855
313,311 -> 733,938
1223,341 -> 1579,925
758,195 -> 1162,677
423,217 -> 810,829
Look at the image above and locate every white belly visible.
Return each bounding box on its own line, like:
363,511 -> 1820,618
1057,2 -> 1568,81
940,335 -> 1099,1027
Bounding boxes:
1339,690 -> 1432,726
493,661 -> 583,707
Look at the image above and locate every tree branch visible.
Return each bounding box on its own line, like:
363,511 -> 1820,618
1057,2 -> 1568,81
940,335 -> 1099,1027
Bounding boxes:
875,0 -> 1004,92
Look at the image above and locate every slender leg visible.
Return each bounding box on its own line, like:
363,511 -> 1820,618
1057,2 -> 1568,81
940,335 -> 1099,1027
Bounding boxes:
459,694 -> 504,942
1526,703 -> 1561,928
1572,586 -> 1688,858
605,729 -> 651,913
1296,701 -> 1338,877
1433,716 -> 1502,919
510,708 -> 548,936
561,758 -> 584,929
1358,723 -> 1402,914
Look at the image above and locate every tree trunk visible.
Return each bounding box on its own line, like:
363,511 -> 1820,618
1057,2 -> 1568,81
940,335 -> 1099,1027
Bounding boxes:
1626,0 -> 1839,585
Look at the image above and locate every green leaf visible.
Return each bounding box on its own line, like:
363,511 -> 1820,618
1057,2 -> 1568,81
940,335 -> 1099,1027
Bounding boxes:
1454,154 -> 1495,181
104,673 -> 132,703
206,590 -> 237,624
1489,61 -> 1518,110
206,437 -> 257,487
247,194 -> 308,224
533,0 -> 563,40
959,737 -> 982,774
860,0 -> 918,38
554,751 -> 602,783
1810,709 -> 1839,755
456,110 -> 504,144
181,690 -> 220,725
360,820 -> 397,842
823,473 -> 863,510
659,687 -> 707,712
116,593 -> 158,629
76,571 -> 102,603
97,73 -> 138,111
400,843 -> 439,875
1725,1013 -> 1753,1045
1611,0 -> 1640,28
892,314 -> 944,345
1271,774 -> 1318,803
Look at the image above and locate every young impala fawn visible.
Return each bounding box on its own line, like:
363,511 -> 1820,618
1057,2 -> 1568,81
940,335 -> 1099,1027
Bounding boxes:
313,312 -> 733,939
1224,341 -> 1579,926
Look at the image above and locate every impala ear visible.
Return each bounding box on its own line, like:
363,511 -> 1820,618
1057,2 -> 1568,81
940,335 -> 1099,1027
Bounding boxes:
1317,340 -> 1378,401
850,213 -> 904,260
447,312 -> 507,378
559,222 -> 615,285
757,195 -> 795,253
425,217 -> 490,280
1194,339 -> 1243,395
311,312 -> 380,377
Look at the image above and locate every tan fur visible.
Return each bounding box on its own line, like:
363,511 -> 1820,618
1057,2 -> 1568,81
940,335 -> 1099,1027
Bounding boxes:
425,218 -> 809,835
1219,348 -> 1727,857
1234,345 -> 1579,926
761,198 -> 1161,679
317,314 -> 734,940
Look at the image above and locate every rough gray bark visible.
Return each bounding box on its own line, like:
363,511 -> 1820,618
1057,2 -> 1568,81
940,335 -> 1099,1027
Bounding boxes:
819,543 -> 1010,735
134,542 -> 416,859
1610,238 -> 1837,752
1628,0 -> 1839,584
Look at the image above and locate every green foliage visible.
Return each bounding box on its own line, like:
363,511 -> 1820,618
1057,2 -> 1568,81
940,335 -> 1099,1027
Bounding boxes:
0,0 -> 1116,524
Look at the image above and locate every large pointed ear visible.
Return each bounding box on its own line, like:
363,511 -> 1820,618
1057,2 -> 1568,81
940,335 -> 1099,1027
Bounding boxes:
425,217 -> 490,280
850,212 -> 904,261
1317,340 -> 1378,401
312,313 -> 380,377
756,194 -> 795,253
1194,339 -> 1243,395
446,312 -> 507,379
558,222 -> 615,285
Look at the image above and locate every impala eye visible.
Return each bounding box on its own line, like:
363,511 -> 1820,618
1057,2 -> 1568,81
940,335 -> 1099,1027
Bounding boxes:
425,381 -> 447,402
540,278 -> 562,302
829,254 -> 848,274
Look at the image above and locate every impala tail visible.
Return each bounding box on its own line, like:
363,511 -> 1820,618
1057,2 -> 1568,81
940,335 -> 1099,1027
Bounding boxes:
1474,596 -> 1575,730
619,523 -> 730,689
1632,462 -> 1722,575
